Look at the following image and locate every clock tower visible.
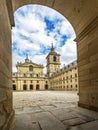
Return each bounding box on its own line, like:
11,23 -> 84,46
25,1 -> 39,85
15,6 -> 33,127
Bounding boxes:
46,43 -> 61,77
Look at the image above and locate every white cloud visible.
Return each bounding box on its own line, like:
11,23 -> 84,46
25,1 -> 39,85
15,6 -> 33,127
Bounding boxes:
60,38 -> 77,67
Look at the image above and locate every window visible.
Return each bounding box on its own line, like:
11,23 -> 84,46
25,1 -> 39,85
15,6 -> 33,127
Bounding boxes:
24,80 -> 26,83
36,74 -> 39,77
13,80 -> 15,83
24,74 -> 26,77
53,56 -> 56,62
70,75 -> 72,78
75,73 -> 77,77
29,65 -> 33,71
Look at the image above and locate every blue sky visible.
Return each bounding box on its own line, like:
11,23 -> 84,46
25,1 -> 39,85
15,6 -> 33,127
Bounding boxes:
12,4 -> 77,73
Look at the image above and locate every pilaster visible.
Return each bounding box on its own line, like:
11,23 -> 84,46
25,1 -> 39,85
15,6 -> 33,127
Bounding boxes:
76,16 -> 98,111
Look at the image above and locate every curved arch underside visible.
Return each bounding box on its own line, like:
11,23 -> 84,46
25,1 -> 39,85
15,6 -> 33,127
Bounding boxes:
0,0 -> 98,129
11,0 -> 98,35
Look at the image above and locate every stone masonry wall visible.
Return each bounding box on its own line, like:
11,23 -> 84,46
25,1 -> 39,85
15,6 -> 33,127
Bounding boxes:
77,16 -> 98,111
0,0 -> 14,129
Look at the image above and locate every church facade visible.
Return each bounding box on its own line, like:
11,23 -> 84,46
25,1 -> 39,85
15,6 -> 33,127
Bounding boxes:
12,44 -> 78,91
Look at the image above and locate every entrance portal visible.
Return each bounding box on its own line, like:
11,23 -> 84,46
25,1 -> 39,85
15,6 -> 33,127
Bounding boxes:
45,84 -> 48,90
23,85 -> 27,90
13,85 -> 16,90
30,85 -> 33,90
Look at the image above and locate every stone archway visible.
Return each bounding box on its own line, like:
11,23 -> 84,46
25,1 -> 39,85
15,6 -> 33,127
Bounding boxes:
13,85 -> 16,90
0,0 -> 98,130
30,84 -> 33,90
23,84 -> 27,91
45,84 -> 48,90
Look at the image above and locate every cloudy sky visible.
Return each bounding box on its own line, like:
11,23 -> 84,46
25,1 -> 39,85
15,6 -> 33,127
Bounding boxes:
12,4 -> 77,73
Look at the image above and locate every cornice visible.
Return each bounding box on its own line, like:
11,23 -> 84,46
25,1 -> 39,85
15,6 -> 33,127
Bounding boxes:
75,16 -> 98,43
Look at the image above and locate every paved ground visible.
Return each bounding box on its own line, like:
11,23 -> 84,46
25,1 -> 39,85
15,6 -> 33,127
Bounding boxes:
13,91 -> 98,130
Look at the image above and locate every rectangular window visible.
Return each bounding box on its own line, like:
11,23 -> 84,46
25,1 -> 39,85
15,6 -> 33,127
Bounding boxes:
75,73 -> 77,77
30,80 -> 33,83
24,80 -> 26,83
13,80 -> 15,83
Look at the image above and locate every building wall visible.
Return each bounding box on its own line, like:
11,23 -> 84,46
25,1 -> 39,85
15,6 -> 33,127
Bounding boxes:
12,59 -> 78,91
12,77 -> 48,91
12,59 -> 49,91
49,61 -> 78,91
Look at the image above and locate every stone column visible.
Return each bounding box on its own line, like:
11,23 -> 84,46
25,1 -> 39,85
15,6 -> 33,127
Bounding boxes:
0,0 -> 15,129
76,17 -> 98,111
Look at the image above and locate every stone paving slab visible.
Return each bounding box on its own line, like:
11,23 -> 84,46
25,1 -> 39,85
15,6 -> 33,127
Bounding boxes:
53,103 -> 76,109
63,117 -> 86,126
48,108 -> 77,121
15,114 -> 40,130
74,107 -> 98,120
15,106 -> 43,114
31,111 -> 67,130
40,105 -> 57,111
70,120 -> 98,130
13,91 -> 98,130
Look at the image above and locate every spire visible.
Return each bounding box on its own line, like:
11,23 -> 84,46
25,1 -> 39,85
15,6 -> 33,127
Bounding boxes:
25,53 -> 29,62
26,53 -> 28,59
51,42 -> 54,51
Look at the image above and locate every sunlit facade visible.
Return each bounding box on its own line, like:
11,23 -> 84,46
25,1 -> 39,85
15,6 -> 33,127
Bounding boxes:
49,61 -> 78,91
12,55 -> 48,91
12,44 -> 78,91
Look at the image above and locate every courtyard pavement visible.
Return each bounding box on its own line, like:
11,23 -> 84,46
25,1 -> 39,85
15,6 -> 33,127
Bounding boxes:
13,91 -> 98,130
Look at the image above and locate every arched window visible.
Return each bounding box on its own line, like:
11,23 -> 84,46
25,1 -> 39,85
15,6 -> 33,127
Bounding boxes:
53,56 -> 56,62
29,65 -> 33,71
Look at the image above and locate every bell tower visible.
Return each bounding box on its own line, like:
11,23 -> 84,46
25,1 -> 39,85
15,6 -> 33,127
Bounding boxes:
46,43 -> 60,77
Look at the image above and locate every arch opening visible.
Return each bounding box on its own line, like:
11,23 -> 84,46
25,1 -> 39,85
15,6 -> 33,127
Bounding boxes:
13,85 -> 16,90
23,84 -> 27,90
0,1 -> 98,130
12,4 -> 77,93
